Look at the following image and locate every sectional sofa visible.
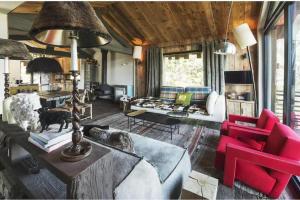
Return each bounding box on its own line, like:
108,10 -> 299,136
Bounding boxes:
131,86 -> 226,122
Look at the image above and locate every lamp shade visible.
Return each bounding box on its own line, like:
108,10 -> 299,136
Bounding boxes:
29,2 -> 112,48
133,46 -> 142,60
214,41 -> 236,55
233,23 -> 257,49
0,38 -> 32,60
27,57 -> 63,73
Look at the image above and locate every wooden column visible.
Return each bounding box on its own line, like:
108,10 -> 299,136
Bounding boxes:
135,46 -> 147,97
101,49 -> 108,84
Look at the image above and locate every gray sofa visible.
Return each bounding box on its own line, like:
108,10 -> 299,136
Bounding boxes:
86,128 -> 191,199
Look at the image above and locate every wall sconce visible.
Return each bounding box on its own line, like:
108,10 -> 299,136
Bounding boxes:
133,46 -> 142,64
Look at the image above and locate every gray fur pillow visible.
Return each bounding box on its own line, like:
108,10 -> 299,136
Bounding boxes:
89,128 -> 135,153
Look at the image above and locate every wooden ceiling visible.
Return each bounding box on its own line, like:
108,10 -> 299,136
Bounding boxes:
12,1 -> 262,47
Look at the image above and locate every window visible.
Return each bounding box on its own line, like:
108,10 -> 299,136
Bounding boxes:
267,13 -> 285,122
290,2 -> 300,134
263,2 -> 300,192
162,52 -> 203,87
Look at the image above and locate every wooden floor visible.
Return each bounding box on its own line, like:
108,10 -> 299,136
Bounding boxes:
86,100 -> 300,199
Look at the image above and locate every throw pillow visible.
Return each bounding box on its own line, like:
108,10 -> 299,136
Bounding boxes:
175,92 -> 192,106
108,131 -> 135,153
206,91 -> 218,115
238,136 -> 266,151
88,128 -> 135,153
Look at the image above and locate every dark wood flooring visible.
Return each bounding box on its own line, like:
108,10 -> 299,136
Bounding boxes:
85,100 -> 300,199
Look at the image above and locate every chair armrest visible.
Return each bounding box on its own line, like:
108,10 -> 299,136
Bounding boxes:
229,114 -> 258,124
223,143 -> 300,187
228,126 -> 270,140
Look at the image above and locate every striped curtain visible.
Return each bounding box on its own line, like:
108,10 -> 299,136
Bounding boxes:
146,47 -> 163,97
202,41 -> 226,94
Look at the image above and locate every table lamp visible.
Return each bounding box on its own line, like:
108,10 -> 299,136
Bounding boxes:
0,38 -> 32,99
233,23 -> 258,115
29,2 -> 112,162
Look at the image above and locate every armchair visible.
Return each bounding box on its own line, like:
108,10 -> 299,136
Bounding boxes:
216,123 -> 300,198
221,109 -> 279,135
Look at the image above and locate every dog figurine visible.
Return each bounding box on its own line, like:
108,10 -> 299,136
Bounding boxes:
38,107 -> 71,133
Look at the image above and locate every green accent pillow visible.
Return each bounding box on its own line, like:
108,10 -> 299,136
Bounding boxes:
175,92 -> 192,106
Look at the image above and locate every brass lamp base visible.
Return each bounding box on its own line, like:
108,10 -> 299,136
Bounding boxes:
61,141 -> 92,162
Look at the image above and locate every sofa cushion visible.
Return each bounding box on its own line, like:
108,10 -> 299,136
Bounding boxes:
206,91 -> 218,115
185,87 -> 211,105
264,123 -> 294,155
175,92 -> 192,106
160,86 -> 184,103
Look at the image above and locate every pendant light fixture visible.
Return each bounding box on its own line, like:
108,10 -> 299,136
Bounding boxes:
214,1 -> 236,55
29,2 -> 112,162
27,57 -> 63,73
0,38 -> 32,99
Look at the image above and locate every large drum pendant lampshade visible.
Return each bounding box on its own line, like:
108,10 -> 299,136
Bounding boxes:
29,2 -> 112,48
0,38 -> 32,60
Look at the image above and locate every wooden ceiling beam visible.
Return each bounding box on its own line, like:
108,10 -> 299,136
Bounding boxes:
202,2 -> 218,39
100,14 -> 132,45
108,4 -> 145,40
133,2 -> 169,43
10,1 -> 262,47
117,2 -> 156,44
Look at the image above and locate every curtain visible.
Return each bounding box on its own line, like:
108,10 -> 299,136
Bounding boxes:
202,40 -> 226,94
146,47 -> 163,97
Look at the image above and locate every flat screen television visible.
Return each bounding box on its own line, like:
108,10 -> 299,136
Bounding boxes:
225,71 -> 253,84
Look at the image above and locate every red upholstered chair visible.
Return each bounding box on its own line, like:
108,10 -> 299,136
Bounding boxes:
215,123 -> 300,198
220,109 -> 279,136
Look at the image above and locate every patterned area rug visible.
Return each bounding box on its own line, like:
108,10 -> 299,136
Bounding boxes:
85,113 -> 291,199
84,112 -> 203,156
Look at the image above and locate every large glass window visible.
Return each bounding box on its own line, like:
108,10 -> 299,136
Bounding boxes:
162,52 -> 203,87
268,13 -> 285,122
290,2 -> 300,134
265,11 -> 285,121
264,2 -> 300,191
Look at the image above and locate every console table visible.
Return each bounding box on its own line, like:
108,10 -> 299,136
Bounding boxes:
0,121 -> 113,199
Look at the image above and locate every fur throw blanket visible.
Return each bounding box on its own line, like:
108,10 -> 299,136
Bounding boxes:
88,127 -> 135,153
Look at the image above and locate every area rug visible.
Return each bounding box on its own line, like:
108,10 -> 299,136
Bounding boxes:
85,113 -> 291,199
84,112 -> 203,156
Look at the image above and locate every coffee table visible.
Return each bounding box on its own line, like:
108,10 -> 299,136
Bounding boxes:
126,110 -> 180,140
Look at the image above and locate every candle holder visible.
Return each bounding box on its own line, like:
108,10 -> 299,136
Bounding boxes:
61,70 -> 92,162
4,73 -> 10,99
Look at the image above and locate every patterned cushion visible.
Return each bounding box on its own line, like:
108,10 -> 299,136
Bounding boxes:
160,86 -> 184,103
185,87 -> 211,105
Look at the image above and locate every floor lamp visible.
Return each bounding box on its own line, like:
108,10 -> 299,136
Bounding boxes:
29,2 -> 112,162
0,39 -> 32,99
233,23 -> 258,116
133,46 -> 142,97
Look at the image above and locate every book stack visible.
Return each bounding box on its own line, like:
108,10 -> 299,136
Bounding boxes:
28,125 -> 73,153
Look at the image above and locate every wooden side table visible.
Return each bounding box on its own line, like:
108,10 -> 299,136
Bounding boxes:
181,170 -> 218,200
0,121 -> 113,199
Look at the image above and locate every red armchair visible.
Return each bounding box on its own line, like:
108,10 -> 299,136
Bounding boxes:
215,123 -> 300,198
221,109 -> 279,136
